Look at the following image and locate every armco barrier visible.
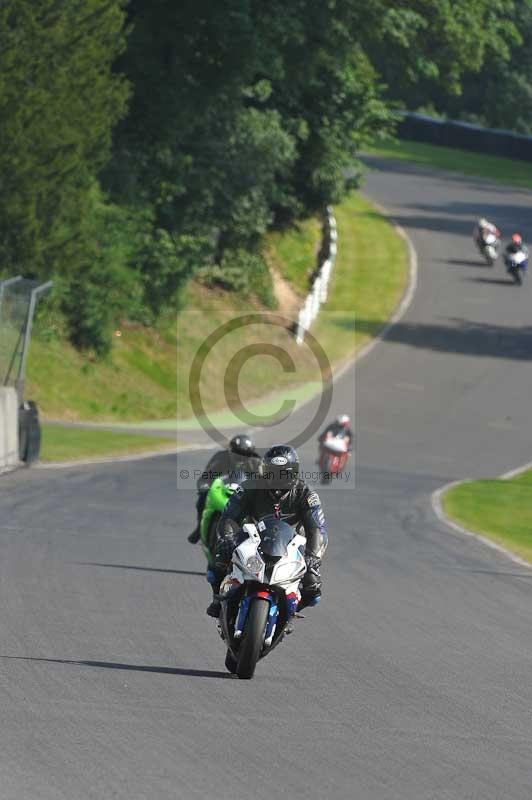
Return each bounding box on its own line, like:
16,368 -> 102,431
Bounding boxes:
0,387 -> 19,470
398,112 -> 532,162
295,206 -> 337,344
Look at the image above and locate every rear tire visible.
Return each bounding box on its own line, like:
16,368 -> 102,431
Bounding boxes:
236,598 -> 269,679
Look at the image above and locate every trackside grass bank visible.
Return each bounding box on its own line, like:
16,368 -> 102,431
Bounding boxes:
442,470 -> 532,563
313,192 -> 407,363
26,191 -> 408,425
40,424 -> 174,463
367,138 -> 532,190
176,191 -> 408,420
265,217 -> 322,296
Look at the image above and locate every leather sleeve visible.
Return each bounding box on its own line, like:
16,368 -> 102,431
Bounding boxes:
299,486 -> 328,560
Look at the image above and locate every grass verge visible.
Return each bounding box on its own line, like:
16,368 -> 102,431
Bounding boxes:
366,138 -> 532,189
265,217 -> 322,295
442,470 -> 532,563
313,192 -> 407,362
27,191 -> 408,426
177,191 -> 409,420
28,318 -> 176,422
40,424 -> 174,463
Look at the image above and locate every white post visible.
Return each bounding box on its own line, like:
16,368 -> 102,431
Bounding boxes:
311,278 -> 322,320
320,260 -> 332,302
294,207 -> 338,343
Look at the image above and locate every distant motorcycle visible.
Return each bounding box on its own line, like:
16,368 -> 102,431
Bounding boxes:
318,433 -> 349,484
478,232 -> 501,266
504,250 -> 528,285
217,517 -> 307,679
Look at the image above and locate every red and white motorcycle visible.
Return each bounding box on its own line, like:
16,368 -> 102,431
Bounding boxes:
318,433 -> 350,484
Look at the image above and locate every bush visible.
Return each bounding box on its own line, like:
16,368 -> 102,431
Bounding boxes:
198,248 -> 275,308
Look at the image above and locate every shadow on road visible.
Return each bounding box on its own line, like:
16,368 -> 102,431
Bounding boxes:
466,277 -> 514,287
444,258 -> 488,268
76,562 -> 205,577
466,568 -> 532,579
348,317 -> 532,360
1,655 -> 231,678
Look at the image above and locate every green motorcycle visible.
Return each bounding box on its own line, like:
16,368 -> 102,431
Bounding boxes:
200,474 -> 242,568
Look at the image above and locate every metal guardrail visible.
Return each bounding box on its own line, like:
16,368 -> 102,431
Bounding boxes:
398,112 -> 532,162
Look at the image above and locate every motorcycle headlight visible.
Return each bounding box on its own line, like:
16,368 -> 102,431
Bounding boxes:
245,555 -> 264,576
273,561 -> 304,583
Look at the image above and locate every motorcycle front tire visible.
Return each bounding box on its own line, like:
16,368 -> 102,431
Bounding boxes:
225,649 -> 237,674
236,597 -> 270,679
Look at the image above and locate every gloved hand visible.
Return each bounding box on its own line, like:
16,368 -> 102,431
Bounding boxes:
299,556 -> 322,610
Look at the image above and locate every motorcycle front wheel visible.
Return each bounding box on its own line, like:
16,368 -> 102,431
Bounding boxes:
225,649 -> 237,674
236,597 -> 270,679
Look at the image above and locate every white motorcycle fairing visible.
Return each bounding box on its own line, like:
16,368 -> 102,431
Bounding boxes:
219,521 -> 307,652
323,434 -> 349,454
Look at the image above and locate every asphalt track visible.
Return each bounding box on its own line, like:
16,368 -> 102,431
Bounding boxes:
3,160 -> 532,799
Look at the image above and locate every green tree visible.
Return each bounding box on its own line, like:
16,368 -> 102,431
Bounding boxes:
0,0 -> 129,280
367,0 -> 518,108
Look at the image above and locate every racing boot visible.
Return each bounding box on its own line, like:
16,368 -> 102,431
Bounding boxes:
187,527 -> 201,544
206,570 -> 223,618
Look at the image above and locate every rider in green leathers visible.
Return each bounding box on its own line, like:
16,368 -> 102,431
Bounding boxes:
187,434 -> 260,543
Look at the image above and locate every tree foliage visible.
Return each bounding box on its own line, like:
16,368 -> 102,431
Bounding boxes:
0,0 -> 521,352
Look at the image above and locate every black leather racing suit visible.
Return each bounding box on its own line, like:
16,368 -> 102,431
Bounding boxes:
319,421 -> 354,450
194,450 -> 261,523
215,478 -> 328,603
505,242 -> 529,259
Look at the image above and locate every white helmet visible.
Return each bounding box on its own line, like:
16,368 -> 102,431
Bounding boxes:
479,218 -> 488,228
337,414 -> 350,428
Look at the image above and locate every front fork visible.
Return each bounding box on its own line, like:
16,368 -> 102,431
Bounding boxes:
234,588 -> 300,646
234,590 -> 278,646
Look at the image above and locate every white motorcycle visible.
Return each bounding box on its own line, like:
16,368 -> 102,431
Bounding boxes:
217,516 -> 307,679
479,232 -> 501,266
504,249 -> 528,285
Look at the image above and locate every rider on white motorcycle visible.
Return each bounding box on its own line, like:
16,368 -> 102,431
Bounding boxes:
505,232 -> 528,255
505,233 -> 529,265
207,444 -> 328,618
474,218 -> 501,250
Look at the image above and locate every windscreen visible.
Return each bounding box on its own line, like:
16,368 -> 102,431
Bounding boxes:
257,517 -> 294,558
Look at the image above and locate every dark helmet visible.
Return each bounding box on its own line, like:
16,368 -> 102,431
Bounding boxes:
229,433 -> 255,456
261,444 -> 299,493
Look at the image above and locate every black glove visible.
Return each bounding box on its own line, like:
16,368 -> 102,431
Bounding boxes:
298,556 -> 322,610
